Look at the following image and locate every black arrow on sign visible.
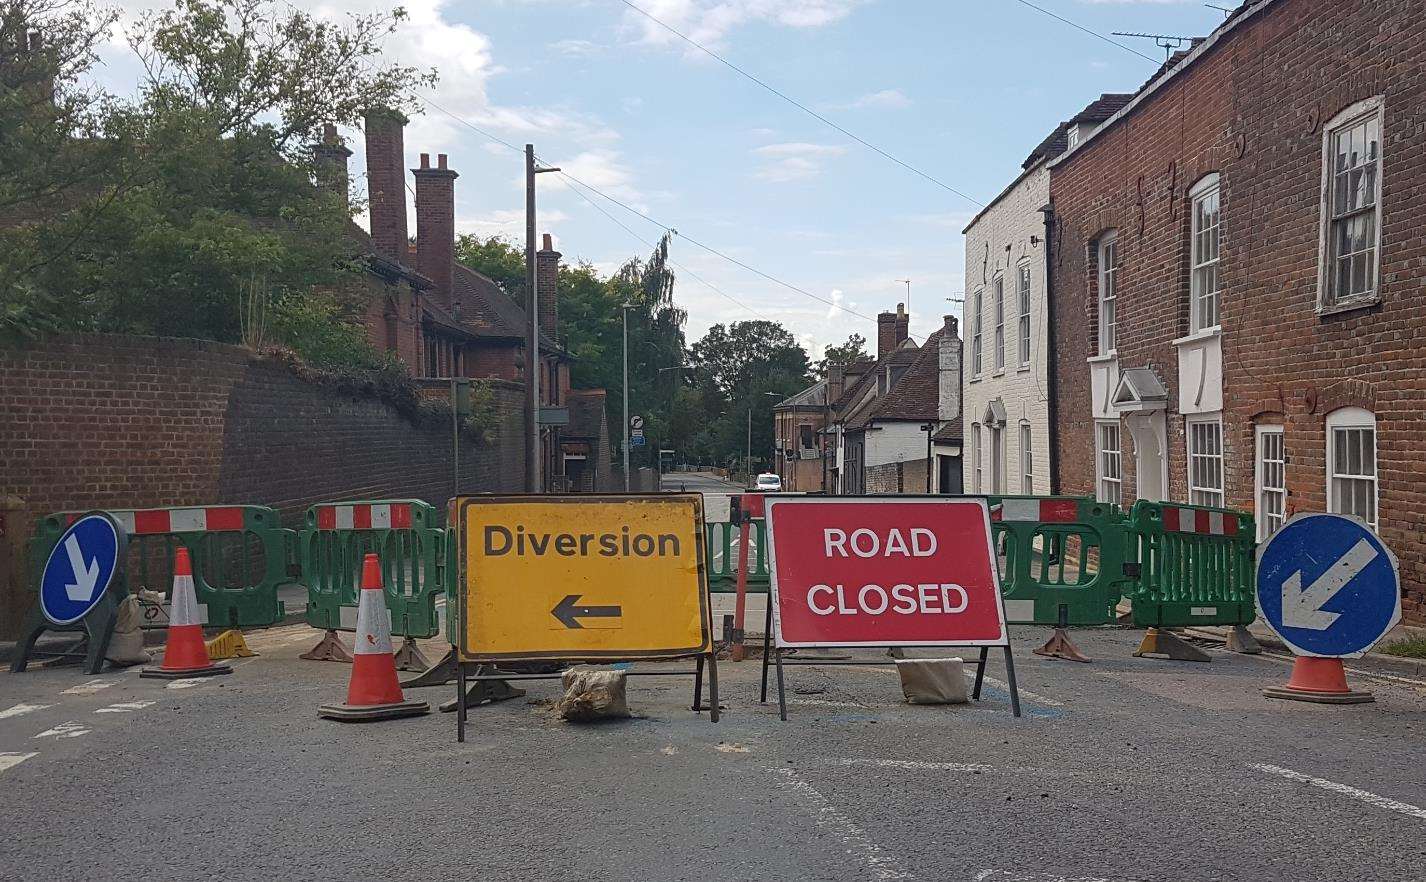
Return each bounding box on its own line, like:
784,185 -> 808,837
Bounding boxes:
551,594 -> 622,629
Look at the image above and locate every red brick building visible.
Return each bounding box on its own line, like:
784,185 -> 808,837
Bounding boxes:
1048,0 -> 1426,618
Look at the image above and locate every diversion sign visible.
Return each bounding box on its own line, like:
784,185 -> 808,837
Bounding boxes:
457,495 -> 711,660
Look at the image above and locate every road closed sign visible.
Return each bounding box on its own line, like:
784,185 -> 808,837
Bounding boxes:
457,495 -> 711,660
765,497 -> 1008,648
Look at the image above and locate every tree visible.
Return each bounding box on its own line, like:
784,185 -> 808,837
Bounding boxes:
814,332 -> 868,377
1,0 -> 434,361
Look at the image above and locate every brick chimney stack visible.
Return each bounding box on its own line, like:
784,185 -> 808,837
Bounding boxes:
937,314 -> 962,424
413,152 -> 458,307
313,124 -> 351,211
536,232 -> 560,340
364,109 -> 408,262
877,302 -> 909,359
894,302 -> 909,345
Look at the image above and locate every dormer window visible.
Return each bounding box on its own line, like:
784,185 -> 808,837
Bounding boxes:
1067,125 -> 1080,149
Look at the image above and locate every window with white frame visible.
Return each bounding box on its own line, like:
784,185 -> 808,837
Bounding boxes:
1187,417 -> 1225,507
1020,422 -> 1033,494
1327,407 -> 1378,530
1067,125 -> 1080,150
1098,234 -> 1117,354
1190,174 -> 1221,332
971,423 -> 983,492
993,275 -> 1005,371
1017,261 -> 1031,367
1096,421 -> 1121,504
971,288 -> 984,376
1255,425 -> 1286,541
1321,97 -> 1383,310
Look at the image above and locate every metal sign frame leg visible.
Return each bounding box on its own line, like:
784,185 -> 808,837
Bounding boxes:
1003,645 -> 1022,718
457,660 -> 468,743
759,600 -> 773,703
691,652 -> 722,721
971,646 -> 989,700
773,648 -> 788,722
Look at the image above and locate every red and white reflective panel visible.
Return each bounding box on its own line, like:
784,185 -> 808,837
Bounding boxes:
353,585 -> 394,656
990,498 -> 1079,524
765,498 -> 1008,648
316,503 -> 414,531
1161,506 -> 1239,537
69,507 -> 246,535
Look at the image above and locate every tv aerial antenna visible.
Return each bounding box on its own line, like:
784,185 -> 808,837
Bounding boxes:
1111,32 -> 1197,60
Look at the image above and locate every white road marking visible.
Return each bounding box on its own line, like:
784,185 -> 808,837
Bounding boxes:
60,679 -> 115,695
0,752 -> 38,774
790,698 -> 867,708
0,703 -> 51,720
34,721 -> 91,739
95,700 -> 157,714
1251,763 -> 1426,821
975,871 -> 1139,882
834,758 -> 998,773
771,767 -> 915,880
165,678 -> 207,689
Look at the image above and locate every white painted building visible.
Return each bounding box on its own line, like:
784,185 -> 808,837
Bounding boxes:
962,94 -> 1132,497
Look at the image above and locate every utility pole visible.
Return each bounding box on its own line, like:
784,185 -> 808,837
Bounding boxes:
622,303 -> 633,491
524,144 -> 559,494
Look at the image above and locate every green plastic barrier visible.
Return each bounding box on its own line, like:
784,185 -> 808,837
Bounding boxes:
983,495 -> 1129,626
1125,500 -> 1256,628
705,519 -> 769,593
300,500 -> 444,638
29,506 -> 290,629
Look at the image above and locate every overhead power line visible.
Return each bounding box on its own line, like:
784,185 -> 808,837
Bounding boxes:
617,0 -> 984,208
1010,0 -> 1160,64
415,93 -> 926,341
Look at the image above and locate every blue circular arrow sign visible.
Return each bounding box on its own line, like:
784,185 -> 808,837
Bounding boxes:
39,513 -> 125,625
1257,513 -> 1400,658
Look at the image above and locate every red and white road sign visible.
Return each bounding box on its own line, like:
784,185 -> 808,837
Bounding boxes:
765,497 -> 1008,648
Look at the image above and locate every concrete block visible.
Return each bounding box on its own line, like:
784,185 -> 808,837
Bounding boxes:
896,657 -> 968,705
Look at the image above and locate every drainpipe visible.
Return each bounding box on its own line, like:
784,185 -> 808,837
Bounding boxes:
1041,200 -> 1060,496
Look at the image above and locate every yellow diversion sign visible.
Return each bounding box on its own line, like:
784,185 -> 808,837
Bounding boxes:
457,495 -> 711,661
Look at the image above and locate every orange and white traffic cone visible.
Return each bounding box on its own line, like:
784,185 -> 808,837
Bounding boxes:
141,547 -> 232,680
1263,656 -> 1374,705
318,553 -> 429,722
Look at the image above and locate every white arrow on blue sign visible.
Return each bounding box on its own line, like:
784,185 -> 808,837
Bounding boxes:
1256,513 -> 1400,658
39,514 -> 124,625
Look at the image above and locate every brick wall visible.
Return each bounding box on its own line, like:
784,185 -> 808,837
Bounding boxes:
1048,0 -> 1426,619
865,459 -> 930,495
0,334 -> 527,534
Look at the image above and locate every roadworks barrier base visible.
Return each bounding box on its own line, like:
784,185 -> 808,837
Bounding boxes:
205,629 -> 256,660
1134,628 -> 1212,662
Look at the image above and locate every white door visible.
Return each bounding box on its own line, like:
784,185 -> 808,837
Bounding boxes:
1127,412 -> 1167,503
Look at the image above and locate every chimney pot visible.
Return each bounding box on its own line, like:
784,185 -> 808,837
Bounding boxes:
542,233 -> 553,250
536,231 -> 562,340
364,109 -> 409,262
419,153 -> 430,169
438,153 -> 448,170
413,153 -> 459,306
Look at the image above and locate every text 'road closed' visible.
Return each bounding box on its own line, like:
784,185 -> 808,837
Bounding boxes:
766,498 -> 1008,648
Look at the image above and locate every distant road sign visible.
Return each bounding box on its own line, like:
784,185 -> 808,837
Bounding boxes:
1257,513 -> 1400,658
765,498 -> 1007,648
39,513 -> 125,625
457,495 -> 710,660
630,415 -> 644,430
630,428 -> 646,447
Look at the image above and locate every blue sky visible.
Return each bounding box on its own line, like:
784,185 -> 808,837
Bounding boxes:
95,0 -> 1244,356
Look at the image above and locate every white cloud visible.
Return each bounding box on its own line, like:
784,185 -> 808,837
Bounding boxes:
826,88 -> 911,111
751,142 -> 846,182
625,0 -> 866,50
549,38 -> 604,57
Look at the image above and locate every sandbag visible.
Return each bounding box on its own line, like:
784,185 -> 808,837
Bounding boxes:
896,657 -> 968,705
105,594 -> 151,667
555,667 -> 631,722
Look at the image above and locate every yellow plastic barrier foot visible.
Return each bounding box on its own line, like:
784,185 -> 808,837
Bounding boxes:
205,629 -> 257,661
1134,627 -> 1212,663
1034,627 -> 1091,663
300,629 -> 353,663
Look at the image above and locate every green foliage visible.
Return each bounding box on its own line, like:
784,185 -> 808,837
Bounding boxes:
1378,636 -> 1426,659
815,332 -> 869,377
1,0 -> 431,364
454,233 -> 526,302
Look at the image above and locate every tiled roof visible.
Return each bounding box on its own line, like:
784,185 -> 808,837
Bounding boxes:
932,417 -> 963,442
775,379 -> 828,409
451,263 -> 563,352
1022,93 -> 1134,170
866,329 -> 944,422
833,344 -> 918,413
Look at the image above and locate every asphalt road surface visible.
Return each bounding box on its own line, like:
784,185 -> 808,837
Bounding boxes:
664,469 -> 744,495
4,624 -> 1426,881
